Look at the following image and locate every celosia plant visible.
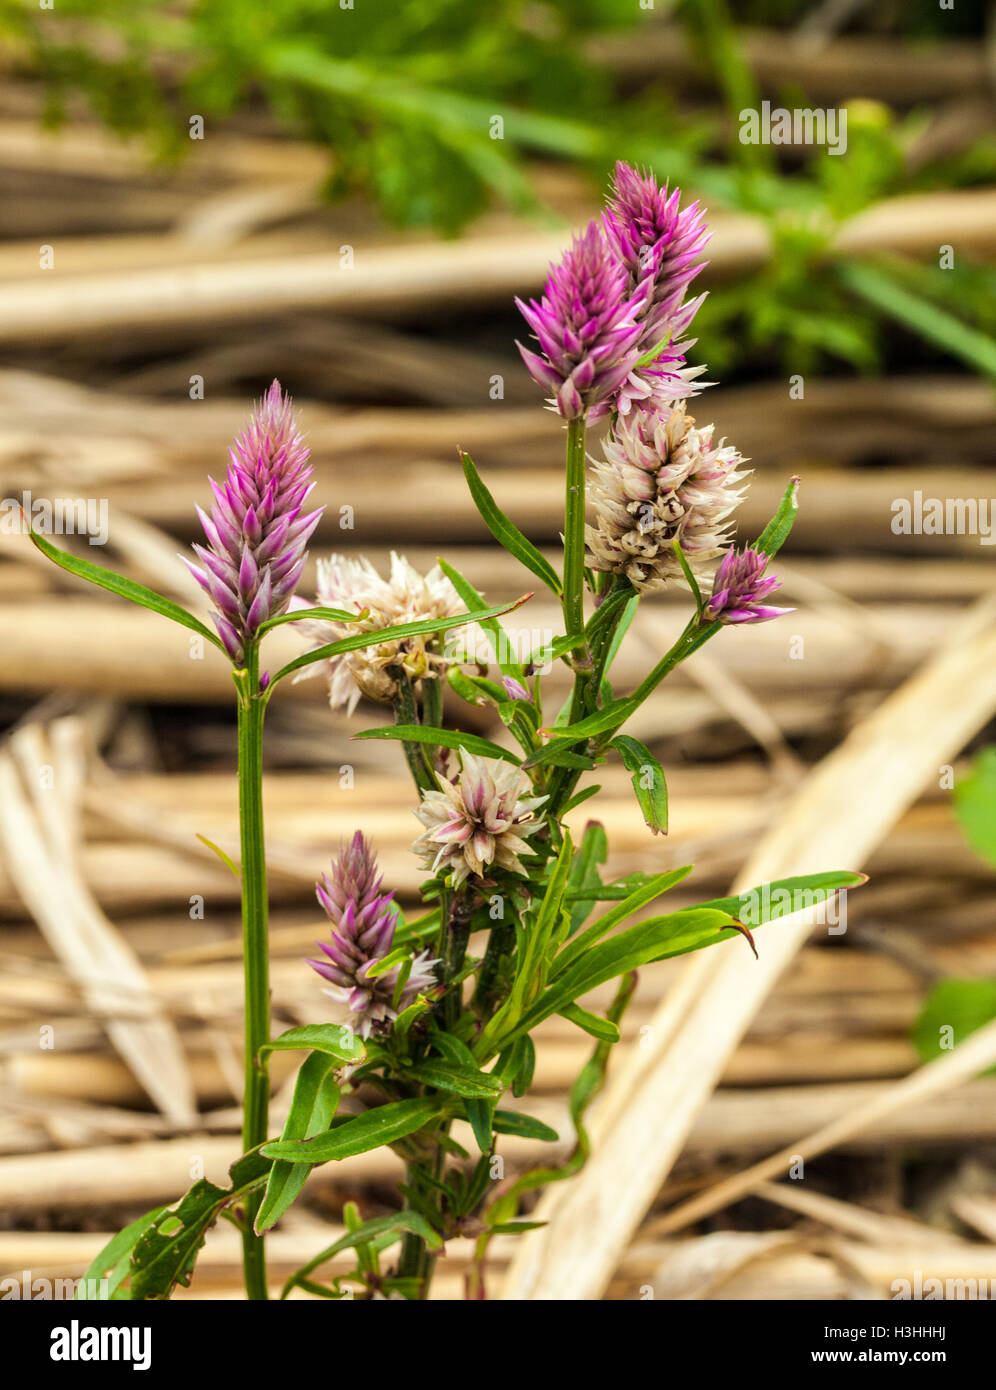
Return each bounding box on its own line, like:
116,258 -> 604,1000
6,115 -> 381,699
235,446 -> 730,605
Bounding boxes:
30,162 -> 861,1302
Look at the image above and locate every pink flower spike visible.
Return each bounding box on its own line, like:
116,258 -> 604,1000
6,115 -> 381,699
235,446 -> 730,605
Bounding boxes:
185,381 -> 322,667
602,162 -> 712,413
307,832 -> 437,1040
704,547 -> 794,626
515,221 -> 644,419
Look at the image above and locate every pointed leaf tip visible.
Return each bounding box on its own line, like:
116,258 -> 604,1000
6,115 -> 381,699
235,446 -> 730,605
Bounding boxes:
726,919 -> 758,959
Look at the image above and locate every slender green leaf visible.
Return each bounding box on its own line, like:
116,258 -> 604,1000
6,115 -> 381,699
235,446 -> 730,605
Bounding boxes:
500,833 -> 574,1033
754,478 -> 800,558
602,593 -> 639,675
612,735 -> 668,835
463,1098 -> 494,1154
537,696 -> 638,746
259,1023 -> 365,1066
552,866 -> 693,982
565,820 -> 608,933
525,630 -> 586,671
693,871 -> 867,932
405,1059 -> 503,1100
75,1206 -> 167,1300
364,946 -> 411,980
129,1151 -> 271,1300
561,783 -> 601,817
27,525 -> 223,650
558,1002 -> 620,1043
461,451 -> 562,597
438,557 -> 525,680
281,1211 -> 442,1299
256,1056 -> 341,1233
431,1030 -> 498,1149
195,833 -> 240,880
840,261 -> 996,381
501,908 -> 737,1053
558,1006 -> 613,1039
526,743 -> 595,770
448,666 -> 496,708
672,539 -> 703,615
510,1035 -> 536,1099
491,1110 -> 559,1142
262,1097 -> 441,1163
257,605 -> 364,634
270,593 -> 531,686
392,996 -> 434,1043
354,724 -> 521,765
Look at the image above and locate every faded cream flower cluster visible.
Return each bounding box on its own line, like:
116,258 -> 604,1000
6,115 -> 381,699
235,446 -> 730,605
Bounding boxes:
412,751 -> 546,888
299,552 -> 463,713
585,401 -> 749,594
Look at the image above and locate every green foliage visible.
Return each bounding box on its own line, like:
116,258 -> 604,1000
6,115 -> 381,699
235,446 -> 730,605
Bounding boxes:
26,521 -> 223,651
5,0 -> 653,232
354,724 -> 522,764
263,1096 -> 444,1163
953,747 -> 996,869
908,748 -> 996,1074
6,0 -> 994,375
611,735 -> 669,835
280,1209 -> 443,1301
258,1022 -> 365,1064
128,1151 -> 272,1300
755,478 -> 800,557
460,452 -> 563,599
912,980 -> 996,1074
490,1109 -> 560,1142
75,1207 -> 168,1301
256,1053 -> 342,1234
30,358 -> 868,1299
268,592 -> 530,687
22,51 -> 889,1296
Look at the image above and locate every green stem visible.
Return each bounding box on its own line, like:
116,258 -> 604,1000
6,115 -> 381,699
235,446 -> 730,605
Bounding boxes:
421,669 -> 444,731
441,894 -> 473,1031
562,415 -> 589,666
391,667 -> 437,794
398,1173 -> 428,1288
473,917 -> 515,1018
398,890 -> 472,1297
236,643 -> 270,1300
543,414 -> 596,822
545,579 -> 634,821
622,615 -> 717,716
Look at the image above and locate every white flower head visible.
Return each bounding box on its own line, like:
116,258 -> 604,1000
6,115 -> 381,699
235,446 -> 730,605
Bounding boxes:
296,552 -> 464,712
586,401 -> 749,594
412,751 -> 546,888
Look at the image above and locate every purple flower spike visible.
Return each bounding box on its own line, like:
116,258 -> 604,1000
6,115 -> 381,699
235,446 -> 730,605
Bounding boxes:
515,220 -> 645,419
306,832 -> 438,1039
704,547 -> 795,626
185,380 -> 323,665
604,162 -> 711,323
603,162 -> 712,414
